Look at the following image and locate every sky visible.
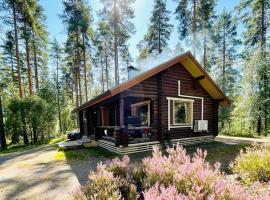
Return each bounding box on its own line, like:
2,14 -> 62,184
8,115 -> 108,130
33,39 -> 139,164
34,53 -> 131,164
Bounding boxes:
40,0 -> 241,60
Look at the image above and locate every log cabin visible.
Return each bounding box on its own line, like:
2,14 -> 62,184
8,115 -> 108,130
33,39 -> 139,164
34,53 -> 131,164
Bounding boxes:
73,51 -> 229,154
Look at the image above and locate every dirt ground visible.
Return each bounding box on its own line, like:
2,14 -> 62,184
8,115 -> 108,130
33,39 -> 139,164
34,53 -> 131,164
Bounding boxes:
0,136 -> 268,200
0,145 -> 109,200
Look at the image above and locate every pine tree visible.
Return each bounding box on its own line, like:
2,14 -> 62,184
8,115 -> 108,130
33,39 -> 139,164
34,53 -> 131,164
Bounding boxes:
79,1 -> 93,102
31,4 -> 49,93
211,10 -> 240,128
2,0 -> 24,98
120,45 -> 133,82
1,31 -> 17,85
174,0 -> 216,57
237,0 -> 270,135
137,34 -> 151,60
139,0 -> 173,55
61,0 -> 93,106
51,39 -> 62,133
93,21 -> 113,91
61,0 -> 82,107
197,0 -> 216,68
99,0 -> 135,85
0,89 -> 7,150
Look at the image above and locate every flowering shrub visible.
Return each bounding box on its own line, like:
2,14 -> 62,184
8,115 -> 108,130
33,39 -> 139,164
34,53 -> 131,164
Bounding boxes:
108,155 -> 131,178
73,145 -> 270,200
73,162 -> 122,200
231,144 -> 270,183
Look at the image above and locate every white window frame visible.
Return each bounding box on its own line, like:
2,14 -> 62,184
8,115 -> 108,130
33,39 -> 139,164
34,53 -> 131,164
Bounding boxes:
130,100 -> 151,126
167,97 -> 194,130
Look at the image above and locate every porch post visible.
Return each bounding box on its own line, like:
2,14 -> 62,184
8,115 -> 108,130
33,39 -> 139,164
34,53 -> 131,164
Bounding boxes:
120,97 -> 124,128
119,95 -> 128,147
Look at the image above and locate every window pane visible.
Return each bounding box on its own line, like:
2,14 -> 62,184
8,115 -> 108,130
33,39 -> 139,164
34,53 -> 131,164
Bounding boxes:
174,101 -> 187,124
169,100 -> 192,125
138,105 -> 148,126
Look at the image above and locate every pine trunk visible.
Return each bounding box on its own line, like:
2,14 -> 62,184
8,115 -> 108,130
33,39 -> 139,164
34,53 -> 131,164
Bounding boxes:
75,69 -> 79,108
192,0 -> 197,56
0,95 -> 7,149
257,0 -> 266,134
76,31 -> 82,105
105,42 -> 109,90
12,1 -> 23,98
113,0 -> 119,85
222,29 -> 226,93
33,39 -> 39,93
203,35 -> 207,69
9,44 -> 15,84
114,34 -> 119,85
56,56 -> 62,133
101,53 -> 104,92
82,33 -> 88,102
158,12 -> 161,53
25,36 -> 33,95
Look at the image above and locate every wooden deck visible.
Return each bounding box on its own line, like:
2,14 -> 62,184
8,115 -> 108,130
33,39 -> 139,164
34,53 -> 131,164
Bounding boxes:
58,136 -> 91,149
98,135 -> 215,154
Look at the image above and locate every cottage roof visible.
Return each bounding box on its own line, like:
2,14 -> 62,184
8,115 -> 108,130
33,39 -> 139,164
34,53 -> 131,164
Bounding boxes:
73,51 -> 229,113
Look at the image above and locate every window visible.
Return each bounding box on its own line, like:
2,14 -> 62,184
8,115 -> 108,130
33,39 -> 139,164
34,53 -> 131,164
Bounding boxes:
130,100 -> 151,126
167,97 -> 193,129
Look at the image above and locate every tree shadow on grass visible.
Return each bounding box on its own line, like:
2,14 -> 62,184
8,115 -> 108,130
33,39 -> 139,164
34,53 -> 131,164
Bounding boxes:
61,141 -> 249,188
62,147 -> 117,185
184,141 -> 249,173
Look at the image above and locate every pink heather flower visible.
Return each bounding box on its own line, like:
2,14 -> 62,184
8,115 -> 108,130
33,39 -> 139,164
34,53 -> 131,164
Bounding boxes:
143,183 -> 188,200
109,155 -> 130,170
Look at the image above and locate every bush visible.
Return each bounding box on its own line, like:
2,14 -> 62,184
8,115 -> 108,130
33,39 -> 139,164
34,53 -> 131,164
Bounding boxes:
5,96 -> 56,144
73,145 -> 269,200
231,144 -> 270,183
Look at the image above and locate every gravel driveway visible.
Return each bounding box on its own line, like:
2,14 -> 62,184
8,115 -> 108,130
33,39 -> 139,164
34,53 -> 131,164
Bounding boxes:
0,145 -> 110,200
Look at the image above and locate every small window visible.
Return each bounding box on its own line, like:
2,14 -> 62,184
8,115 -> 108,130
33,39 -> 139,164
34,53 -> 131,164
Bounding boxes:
168,98 -> 193,128
131,101 -> 151,126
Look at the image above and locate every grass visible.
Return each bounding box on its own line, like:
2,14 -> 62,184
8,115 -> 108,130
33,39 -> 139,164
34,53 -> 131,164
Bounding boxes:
48,136 -> 66,144
54,147 -> 117,161
0,136 -> 66,157
0,144 -> 41,156
127,141 -> 250,173
184,141 -> 250,173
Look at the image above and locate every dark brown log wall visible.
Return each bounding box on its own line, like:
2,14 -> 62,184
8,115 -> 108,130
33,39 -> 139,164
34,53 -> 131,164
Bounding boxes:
79,61 -> 219,142
158,62 -> 219,139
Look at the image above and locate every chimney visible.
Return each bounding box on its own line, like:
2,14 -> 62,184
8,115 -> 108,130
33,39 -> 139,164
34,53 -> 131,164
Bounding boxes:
127,65 -> 139,79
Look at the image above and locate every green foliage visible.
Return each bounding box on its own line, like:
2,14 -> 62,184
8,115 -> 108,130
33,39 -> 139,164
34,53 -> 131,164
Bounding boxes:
5,95 -> 56,144
137,0 -> 173,57
210,10 -> 240,129
231,144 -> 270,183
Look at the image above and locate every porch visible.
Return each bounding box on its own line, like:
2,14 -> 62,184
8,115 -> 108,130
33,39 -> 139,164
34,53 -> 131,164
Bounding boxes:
79,94 -> 159,147
97,135 -> 214,154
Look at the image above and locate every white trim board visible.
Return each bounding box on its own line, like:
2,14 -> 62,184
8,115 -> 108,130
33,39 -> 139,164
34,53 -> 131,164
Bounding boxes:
167,97 -> 194,130
166,80 -> 205,131
177,80 -> 204,120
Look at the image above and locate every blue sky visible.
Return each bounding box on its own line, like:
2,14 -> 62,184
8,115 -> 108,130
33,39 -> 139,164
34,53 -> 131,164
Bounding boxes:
40,0 -> 240,59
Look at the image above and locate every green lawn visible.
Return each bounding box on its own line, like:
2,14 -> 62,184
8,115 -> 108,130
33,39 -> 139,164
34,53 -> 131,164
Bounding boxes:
1,138 -> 249,174
54,147 -> 117,160
129,141 -> 249,173
185,141 -> 249,173
0,144 -> 41,156
0,136 -> 65,157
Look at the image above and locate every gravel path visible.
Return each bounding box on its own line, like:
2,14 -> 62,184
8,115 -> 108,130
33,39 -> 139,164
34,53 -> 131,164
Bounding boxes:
0,145 -> 109,200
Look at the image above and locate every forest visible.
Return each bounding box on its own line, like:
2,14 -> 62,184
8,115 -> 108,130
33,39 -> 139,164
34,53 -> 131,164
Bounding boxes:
0,0 -> 269,149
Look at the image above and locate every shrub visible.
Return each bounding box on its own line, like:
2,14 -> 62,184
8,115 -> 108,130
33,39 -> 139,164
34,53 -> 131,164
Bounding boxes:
73,162 -> 122,200
231,144 -> 270,183
73,145 -> 269,200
